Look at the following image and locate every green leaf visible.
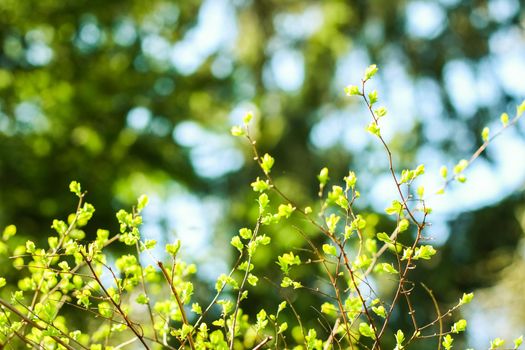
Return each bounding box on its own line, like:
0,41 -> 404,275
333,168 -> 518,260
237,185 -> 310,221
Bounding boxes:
230,125 -> 245,136
401,247 -> 413,260
135,293 -> 149,305
368,90 -> 378,105
317,167 -> 329,185
322,244 -> 337,256
143,239 -> 156,250
397,219 -> 409,232
358,322 -> 376,339
320,302 -> 338,317
379,263 -> 398,274
514,335 -> 523,349
344,85 -> 360,96
344,171 -> 357,189
415,164 -> 425,176
238,261 -> 254,272
364,64 -> 379,80
69,181 -> 82,197
459,292 -> 474,305
281,276 -> 293,288
212,319 -> 225,327
260,153 -> 275,174
365,238 -> 377,254
456,174 -> 467,183
0,278 -> 6,288
500,112 -> 509,126
137,194 -> 149,212
395,330 -> 405,347
247,273 -> 258,286
451,319 -> 467,333
258,193 -> 269,212
481,127 -> 490,142
442,334 -> 454,350
25,240 -> 35,254
350,215 -> 366,231
238,228 -> 252,240
256,310 -> 268,330
166,240 -> 181,257
376,232 -> 391,243
278,322 -> 288,334
367,122 -> 381,136
385,200 -> 403,215
453,159 -> 469,174
517,100 -> 525,117
372,305 -> 386,318
278,301 -> 287,312
440,166 -> 448,178
2,225 -> 16,240
230,235 -> 243,252
243,111 -> 253,124
251,177 -> 270,192
413,245 -> 436,260
417,185 -> 425,198
490,338 -> 505,349
325,214 -> 341,233
98,302 -> 113,318
353,254 -> 371,268
277,203 -> 295,219
277,252 -> 301,275
375,107 -> 387,118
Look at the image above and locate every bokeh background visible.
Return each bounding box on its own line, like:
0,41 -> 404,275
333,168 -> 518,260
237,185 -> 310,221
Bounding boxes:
0,0 -> 524,348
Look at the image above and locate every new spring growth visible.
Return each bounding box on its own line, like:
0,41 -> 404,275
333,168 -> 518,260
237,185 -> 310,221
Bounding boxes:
443,335 -> 454,350
454,159 -> 469,183
518,100 -> 525,117
318,167 -> 329,195
243,111 -> 253,124
481,127 -> 490,142
344,85 -> 360,96
260,153 -> 275,174
500,112 -> 509,126
367,122 -> 381,136
230,111 -> 253,137
364,64 -> 379,81
369,90 -> 378,105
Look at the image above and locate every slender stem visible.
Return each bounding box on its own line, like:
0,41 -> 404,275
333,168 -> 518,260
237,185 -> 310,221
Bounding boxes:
229,219 -> 261,350
324,318 -> 340,350
158,261 -> 196,350
82,251 -> 151,350
246,131 -> 378,346
253,336 -> 272,350
420,283 -> 442,350
135,242 -> 158,342
0,298 -> 77,350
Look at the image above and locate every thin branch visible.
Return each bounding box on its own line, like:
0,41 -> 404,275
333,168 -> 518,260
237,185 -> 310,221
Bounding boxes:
82,251 -> 152,350
230,218 -> 261,350
419,283 -> 443,350
158,261 -> 196,350
252,336 -> 272,350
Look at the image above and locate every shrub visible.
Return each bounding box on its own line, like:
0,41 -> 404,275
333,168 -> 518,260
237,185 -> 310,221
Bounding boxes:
0,65 -> 523,350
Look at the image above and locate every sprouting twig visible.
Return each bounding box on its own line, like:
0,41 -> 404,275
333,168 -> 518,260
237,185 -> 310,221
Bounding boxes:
253,336 -> 272,350
158,261 -> 196,350
420,283 -> 443,350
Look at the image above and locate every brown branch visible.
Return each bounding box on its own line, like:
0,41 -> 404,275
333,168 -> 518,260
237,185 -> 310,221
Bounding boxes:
420,283 -> 443,350
82,251 -> 151,350
157,261 -> 195,350
0,298 -> 77,350
252,336 -> 272,350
